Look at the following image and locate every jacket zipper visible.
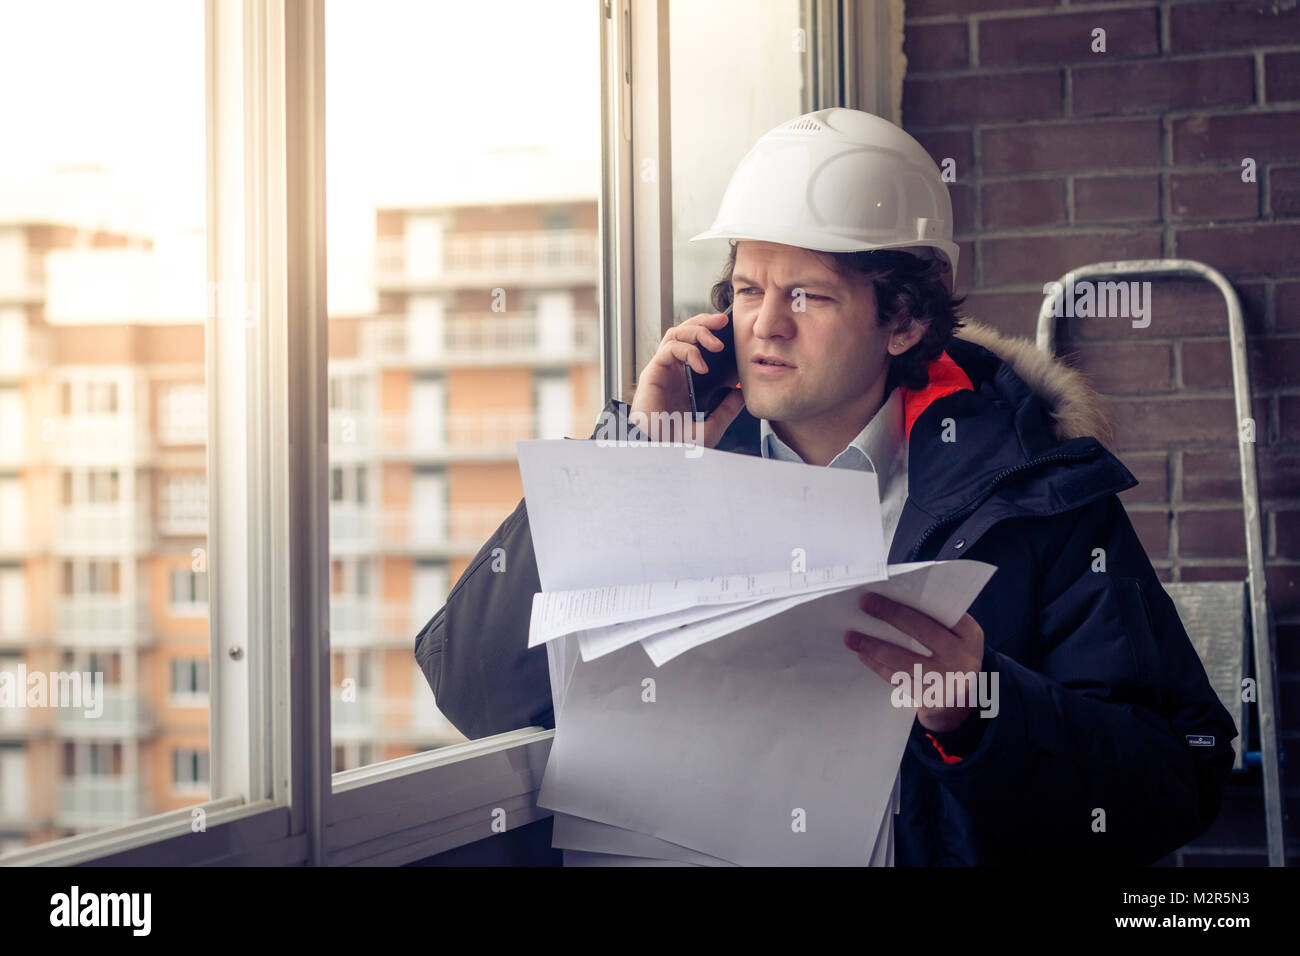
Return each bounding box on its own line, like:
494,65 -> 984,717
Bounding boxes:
908,449 -> 1105,561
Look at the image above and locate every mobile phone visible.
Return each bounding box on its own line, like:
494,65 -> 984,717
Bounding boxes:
685,311 -> 739,418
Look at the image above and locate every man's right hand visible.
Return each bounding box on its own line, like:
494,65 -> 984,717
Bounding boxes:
629,311 -> 747,449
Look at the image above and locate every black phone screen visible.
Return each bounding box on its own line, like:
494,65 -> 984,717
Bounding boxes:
684,313 -> 738,417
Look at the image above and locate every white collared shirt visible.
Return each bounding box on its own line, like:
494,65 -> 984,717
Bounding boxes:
759,385 -> 910,553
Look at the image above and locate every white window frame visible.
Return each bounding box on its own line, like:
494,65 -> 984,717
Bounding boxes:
7,0 -> 863,868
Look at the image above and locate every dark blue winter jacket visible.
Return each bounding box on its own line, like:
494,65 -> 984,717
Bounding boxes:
414,321 -> 1237,865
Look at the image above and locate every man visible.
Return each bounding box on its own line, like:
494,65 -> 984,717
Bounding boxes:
415,108 -> 1236,865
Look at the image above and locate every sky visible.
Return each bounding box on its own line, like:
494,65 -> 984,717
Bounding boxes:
0,0 -> 602,314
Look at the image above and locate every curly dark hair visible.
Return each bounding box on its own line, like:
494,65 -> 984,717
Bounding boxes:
707,242 -> 967,392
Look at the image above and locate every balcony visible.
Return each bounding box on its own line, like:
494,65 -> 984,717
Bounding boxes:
57,688 -> 154,737
374,229 -> 599,288
381,506 -> 511,554
328,505 -> 379,553
0,327 -> 51,380
54,596 -> 152,647
0,258 -> 45,304
58,777 -> 144,828
0,703 -> 54,740
54,507 -> 154,554
49,417 -> 154,464
359,312 -> 599,367
329,595 -> 376,647
329,686 -> 463,746
331,686 -> 378,738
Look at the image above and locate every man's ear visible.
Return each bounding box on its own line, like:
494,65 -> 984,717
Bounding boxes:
887,316 -> 927,356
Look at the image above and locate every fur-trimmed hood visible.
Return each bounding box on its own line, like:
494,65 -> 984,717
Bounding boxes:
621,318 -> 1117,452
953,318 -> 1116,453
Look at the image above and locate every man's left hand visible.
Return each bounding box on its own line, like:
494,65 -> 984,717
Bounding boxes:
843,592 -> 985,733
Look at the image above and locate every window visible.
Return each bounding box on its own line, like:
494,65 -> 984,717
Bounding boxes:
169,568 -> 208,613
158,383 -> 207,445
170,658 -> 209,700
323,0 -> 601,773
160,474 -> 207,534
171,748 -> 209,791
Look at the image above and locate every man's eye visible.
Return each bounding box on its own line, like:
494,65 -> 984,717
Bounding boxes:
736,287 -> 759,295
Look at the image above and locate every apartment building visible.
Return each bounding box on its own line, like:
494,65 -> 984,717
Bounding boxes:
0,221 -> 210,853
326,195 -> 602,769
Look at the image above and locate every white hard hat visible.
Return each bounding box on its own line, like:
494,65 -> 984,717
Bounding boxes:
689,108 -> 960,292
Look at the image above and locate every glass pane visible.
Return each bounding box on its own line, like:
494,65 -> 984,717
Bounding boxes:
0,0 -> 209,857
324,0 -> 601,769
669,0 -> 806,321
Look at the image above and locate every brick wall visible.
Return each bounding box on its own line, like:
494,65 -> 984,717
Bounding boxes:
901,0 -> 1299,864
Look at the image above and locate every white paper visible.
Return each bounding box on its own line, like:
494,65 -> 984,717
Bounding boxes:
639,560 -> 995,666
538,593 -> 917,867
528,562 -> 888,649
516,440 -> 885,592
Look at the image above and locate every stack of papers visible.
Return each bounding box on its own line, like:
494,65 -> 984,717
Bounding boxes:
516,440 -> 995,866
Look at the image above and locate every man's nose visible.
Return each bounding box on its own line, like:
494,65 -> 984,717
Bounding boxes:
751,290 -> 797,339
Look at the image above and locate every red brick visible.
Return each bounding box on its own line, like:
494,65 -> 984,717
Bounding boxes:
957,292 -> 1042,338
979,9 -> 1159,68
1282,395 -> 1300,442
1170,170 -> 1259,222
906,0 -> 1054,17
912,129 -> 973,177
903,70 -> 1062,127
1277,281 -> 1300,332
1172,111 -> 1300,163
1067,279 -> 1266,340
1115,451 -> 1170,504
1174,223 -> 1300,278
1170,0 -> 1300,54
1180,509 -> 1247,558
1106,395 -> 1268,449
1184,448 -> 1300,501
904,22 -> 969,73
1073,57 -> 1255,117
1265,562 -> 1300,616
1270,165 -> 1300,216
1280,622 -> 1300,671
981,178 -> 1066,229
950,182 -> 976,237
1275,510 -> 1300,559
981,229 -> 1162,287
1074,175 -> 1160,224
1182,336 -> 1300,390
1130,508 -> 1172,559
1265,51 -> 1300,102
982,119 -> 1160,175
1067,342 -> 1173,395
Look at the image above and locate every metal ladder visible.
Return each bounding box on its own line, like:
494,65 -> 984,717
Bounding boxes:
1036,259 -> 1287,866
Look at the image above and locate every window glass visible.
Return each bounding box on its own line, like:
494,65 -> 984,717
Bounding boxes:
668,0 -> 806,321
0,0 -> 210,856
324,0 -> 601,768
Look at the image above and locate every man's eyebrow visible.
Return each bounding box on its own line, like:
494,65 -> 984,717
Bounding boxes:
731,273 -> 841,290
